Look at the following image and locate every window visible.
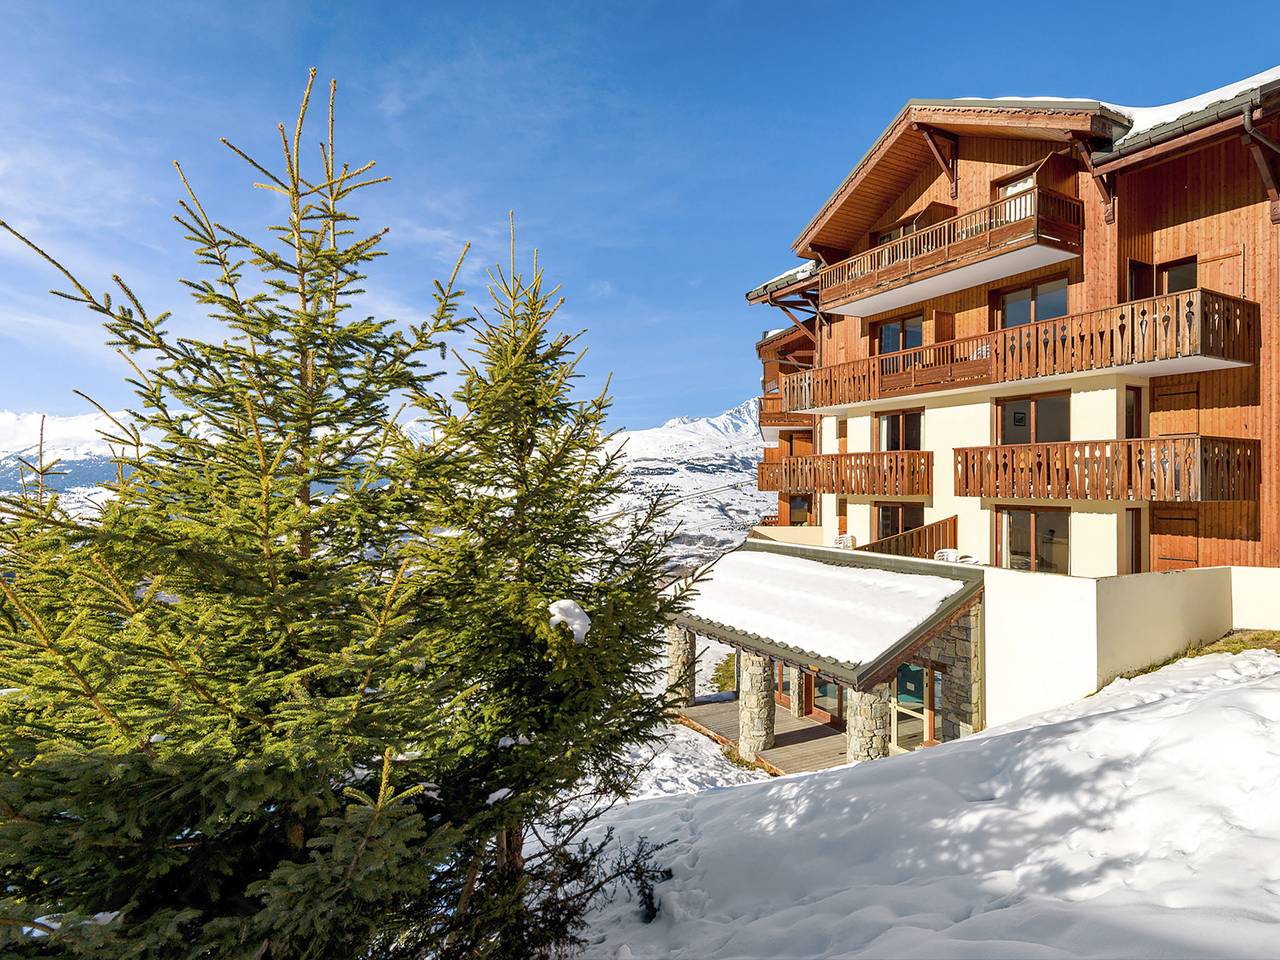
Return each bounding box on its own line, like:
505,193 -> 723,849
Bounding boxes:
813,679 -> 841,721
875,221 -> 916,247
891,663 -> 933,751
1125,386 -> 1143,440
999,277 -> 1068,328
875,314 -> 923,355
1128,259 -> 1154,300
998,393 -> 1069,444
1127,508 -> 1145,574
1159,257 -> 1197,294
787,495 -> 811,526
876,502 -> 925,540
878,409 -> 922,451
997,172 -> 1035,198
837,418 -> 848,454
998,507 -> 1070,574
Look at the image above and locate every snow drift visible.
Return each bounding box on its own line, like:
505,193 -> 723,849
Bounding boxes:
590,651 -> 1280,958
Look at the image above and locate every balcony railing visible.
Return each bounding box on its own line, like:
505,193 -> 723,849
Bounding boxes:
757,451 -> 932,497
953,435 -> 1260,502
780,289 -> 1260,412
853,515 -> 958,560
818,188 -> 1083,309
758,394 -> 812,429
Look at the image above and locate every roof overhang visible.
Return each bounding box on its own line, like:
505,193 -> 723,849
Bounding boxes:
793,101 -> 1123,260
675,539 -> 984,690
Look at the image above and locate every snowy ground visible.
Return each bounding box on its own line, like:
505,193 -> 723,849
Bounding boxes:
618,637 -> 766,803
589,651 -> 1280,958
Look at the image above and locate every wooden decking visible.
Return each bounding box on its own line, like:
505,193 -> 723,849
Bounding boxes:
679,696 -> 848,776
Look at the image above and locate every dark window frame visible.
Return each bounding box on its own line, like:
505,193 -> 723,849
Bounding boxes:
991,273 -> 1071,330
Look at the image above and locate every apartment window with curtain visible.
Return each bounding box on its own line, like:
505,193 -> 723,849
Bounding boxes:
998,277 -> 1068,328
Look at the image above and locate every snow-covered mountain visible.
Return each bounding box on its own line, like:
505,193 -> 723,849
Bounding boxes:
0,401 -> 773,569
610,398 -> 774,573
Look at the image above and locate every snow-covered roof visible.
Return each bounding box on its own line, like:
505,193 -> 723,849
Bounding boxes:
680,543 -> 972,681
744,259 -> 818,303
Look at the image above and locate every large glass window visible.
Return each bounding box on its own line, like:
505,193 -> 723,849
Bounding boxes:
879,409 -> 923,451
787,495 -> 811,526
1000,277 -> 1069,328
999,507 -> 1070,574
876,315 -> 923,355
774,661 -> 790,707
813,679 -> 841,718
998,394 -> 1069,444
876,502 -> 925,540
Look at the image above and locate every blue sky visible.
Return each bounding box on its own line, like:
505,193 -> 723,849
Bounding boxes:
0,1 -> 1276,429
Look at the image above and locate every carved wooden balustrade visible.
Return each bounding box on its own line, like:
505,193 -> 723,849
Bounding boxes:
817,187 -> 1083,308
757,394 -> 812,429
953,435 -> 1260,502
853,515 -> 958,560
779,289 -> 1260,412
757,451 -> 932,497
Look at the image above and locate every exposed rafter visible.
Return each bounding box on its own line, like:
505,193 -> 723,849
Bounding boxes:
911,122 -> 958,199
1243,110 -> 1280,224
766,294 -> 817,344
1071,134 -> 1115,224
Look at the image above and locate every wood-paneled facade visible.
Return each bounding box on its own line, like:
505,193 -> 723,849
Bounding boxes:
750,79 -> 1280,571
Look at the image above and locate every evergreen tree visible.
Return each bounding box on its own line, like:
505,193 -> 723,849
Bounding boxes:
0,74 -> 679,958
401,229 -> 680,957
0,72 -> 470,957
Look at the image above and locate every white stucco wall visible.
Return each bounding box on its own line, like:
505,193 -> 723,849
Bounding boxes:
1229,566 -> 1280,629
982,567 -> 1100,727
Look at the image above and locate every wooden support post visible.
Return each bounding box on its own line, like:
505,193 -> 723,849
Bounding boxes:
1242,111 -> 1280,224
1071,134 -> 1115,223
912,122 -> 958,199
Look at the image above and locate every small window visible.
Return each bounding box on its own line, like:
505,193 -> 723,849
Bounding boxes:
1159,257 -> 1197,294
1124,386 -> 1143,440
1128,259 -> 1155,300
875,222 -> 916,247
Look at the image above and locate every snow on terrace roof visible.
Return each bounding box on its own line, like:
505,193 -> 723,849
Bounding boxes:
744,259 -> 818,303
681,547 -> 967,680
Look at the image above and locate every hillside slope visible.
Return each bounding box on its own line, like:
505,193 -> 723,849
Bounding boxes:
590,651 -> 1280,959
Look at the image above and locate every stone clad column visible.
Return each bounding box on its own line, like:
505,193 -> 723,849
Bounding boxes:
787,665 -> 804,717
846,682 -> 891,764
665,623 -> 696,708
738,651 -> 776,761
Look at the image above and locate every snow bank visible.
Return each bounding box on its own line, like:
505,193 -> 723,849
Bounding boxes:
687,550 -> 963,666
591,651 -> 1280,958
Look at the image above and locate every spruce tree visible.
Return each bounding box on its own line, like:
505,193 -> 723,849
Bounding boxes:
0,74 -> 680,959
403,230 -> 680,957
0,72 -> 470,957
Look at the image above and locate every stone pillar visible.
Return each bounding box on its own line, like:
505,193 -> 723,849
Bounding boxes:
738,651 -> 776,761
665,623 -> 696,707
787,665 -> 804,717
846,683 -> 891,764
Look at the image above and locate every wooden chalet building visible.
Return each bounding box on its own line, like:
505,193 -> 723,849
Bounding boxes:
668,67 -> 1280,773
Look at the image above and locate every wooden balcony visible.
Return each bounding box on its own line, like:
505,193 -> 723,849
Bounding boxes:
757,451 -> 932,497
953,436 -> 1260,503
758,513 -> 782,527
853,515 -> 958,560
780,289 -> 1260,412
758,395 -> 812,429
818,188 -> 1084,316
